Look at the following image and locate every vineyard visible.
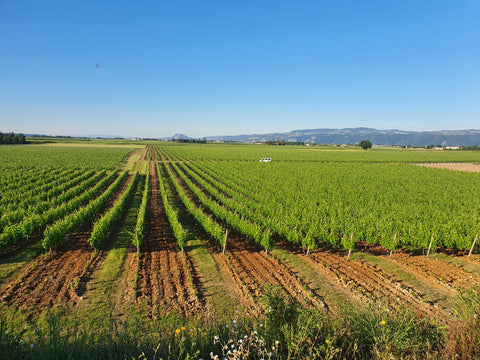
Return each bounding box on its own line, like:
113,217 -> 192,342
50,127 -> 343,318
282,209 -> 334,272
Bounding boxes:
1,142 -> 480,359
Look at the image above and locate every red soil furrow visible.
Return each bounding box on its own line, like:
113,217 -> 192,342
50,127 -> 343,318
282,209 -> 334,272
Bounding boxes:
136,252 -> 152,299
384,253 -> 480,294
114,249 -> 137,309
157,251 -> 173,306
166,252 -> 181,305
134,160 -> 200,316
234,250 -> 292,297
1,232 -> 94,308
214,252 -> 261,315
170,252 -> 197,313
155,251 -> 168,303
302,250 -> 445,318
0,174 -> 132,310
224,235 -> 323,309
140,147 -> 148,161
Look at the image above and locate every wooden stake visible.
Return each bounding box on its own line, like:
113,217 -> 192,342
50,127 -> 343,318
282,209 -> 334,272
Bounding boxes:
390,233 -> 397,257
135,230 -> 140,255
306,246 -> 310,256
426,235 -> 434,257
347,232 -> 353,258
468,234 -> 478,258
222,229 -> 229,254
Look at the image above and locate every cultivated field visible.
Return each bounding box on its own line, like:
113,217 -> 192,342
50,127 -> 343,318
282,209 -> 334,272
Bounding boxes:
1,142 -> 480,359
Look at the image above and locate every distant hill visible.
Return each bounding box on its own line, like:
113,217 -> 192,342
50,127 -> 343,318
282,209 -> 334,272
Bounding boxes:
170,133 -> 192,140
206,128 -> 480,147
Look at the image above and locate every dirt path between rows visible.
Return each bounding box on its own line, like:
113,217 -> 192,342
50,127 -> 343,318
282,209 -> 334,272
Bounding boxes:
127,160 -> 201,318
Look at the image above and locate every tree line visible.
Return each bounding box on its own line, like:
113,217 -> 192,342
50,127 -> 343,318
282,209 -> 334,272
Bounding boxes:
0,132 -> 26,145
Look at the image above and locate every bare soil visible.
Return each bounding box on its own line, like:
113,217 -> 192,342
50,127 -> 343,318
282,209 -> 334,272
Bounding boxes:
129,160 -> 201,317
222,233 -> 326,311
414,162 -> 480,173
297,249 -> 447,318
383,252 -> 480,294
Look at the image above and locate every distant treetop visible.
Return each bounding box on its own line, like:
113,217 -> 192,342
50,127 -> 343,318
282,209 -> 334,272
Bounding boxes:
359,139 -> 372,150
0,131 -> 26,145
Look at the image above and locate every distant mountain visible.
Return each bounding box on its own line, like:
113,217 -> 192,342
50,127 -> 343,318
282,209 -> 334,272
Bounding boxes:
170,133 -> 192,140
206,128 -> 480,147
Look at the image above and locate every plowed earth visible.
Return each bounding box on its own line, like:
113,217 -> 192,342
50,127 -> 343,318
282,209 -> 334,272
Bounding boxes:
298,250 -> 447,317
126,160 -> 201,317
0,173 -> 132,310
223,235 -> 326,310
384,252 -> 480,294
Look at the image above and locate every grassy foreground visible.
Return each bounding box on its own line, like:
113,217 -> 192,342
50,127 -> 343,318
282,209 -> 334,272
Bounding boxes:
1,286 -> 479,360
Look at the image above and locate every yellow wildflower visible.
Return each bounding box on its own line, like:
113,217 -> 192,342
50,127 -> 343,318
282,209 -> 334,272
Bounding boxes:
380,320 -> 386,326
175,328 -> 181,334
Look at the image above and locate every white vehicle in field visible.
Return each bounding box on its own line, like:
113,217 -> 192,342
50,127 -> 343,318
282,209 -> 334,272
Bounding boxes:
259,158 -> 272,162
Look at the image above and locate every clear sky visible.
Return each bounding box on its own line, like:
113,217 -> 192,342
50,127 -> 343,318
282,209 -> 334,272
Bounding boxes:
1,1 -> 479,138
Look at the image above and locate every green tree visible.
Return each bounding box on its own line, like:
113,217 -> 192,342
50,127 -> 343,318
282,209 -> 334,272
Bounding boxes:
359,139 -> 372,150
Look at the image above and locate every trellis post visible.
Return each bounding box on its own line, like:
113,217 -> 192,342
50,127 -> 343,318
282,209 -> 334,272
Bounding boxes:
426,235 -> 434,257
468,234 -> 478,258
222,229 -> 229,254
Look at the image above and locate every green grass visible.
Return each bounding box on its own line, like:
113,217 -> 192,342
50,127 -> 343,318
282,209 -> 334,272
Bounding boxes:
185,236 -> 241,316
121,147 -> 149,173
0,241 -> 44,284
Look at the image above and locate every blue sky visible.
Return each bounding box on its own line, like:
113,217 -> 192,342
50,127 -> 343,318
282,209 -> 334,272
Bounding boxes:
1,1 -> 479,138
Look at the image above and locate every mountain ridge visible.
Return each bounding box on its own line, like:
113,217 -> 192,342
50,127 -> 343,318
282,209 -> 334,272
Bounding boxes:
200,128 -> 480,147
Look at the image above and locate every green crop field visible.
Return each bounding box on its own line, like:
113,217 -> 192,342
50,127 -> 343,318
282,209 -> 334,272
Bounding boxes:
1,142 -> 480,359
